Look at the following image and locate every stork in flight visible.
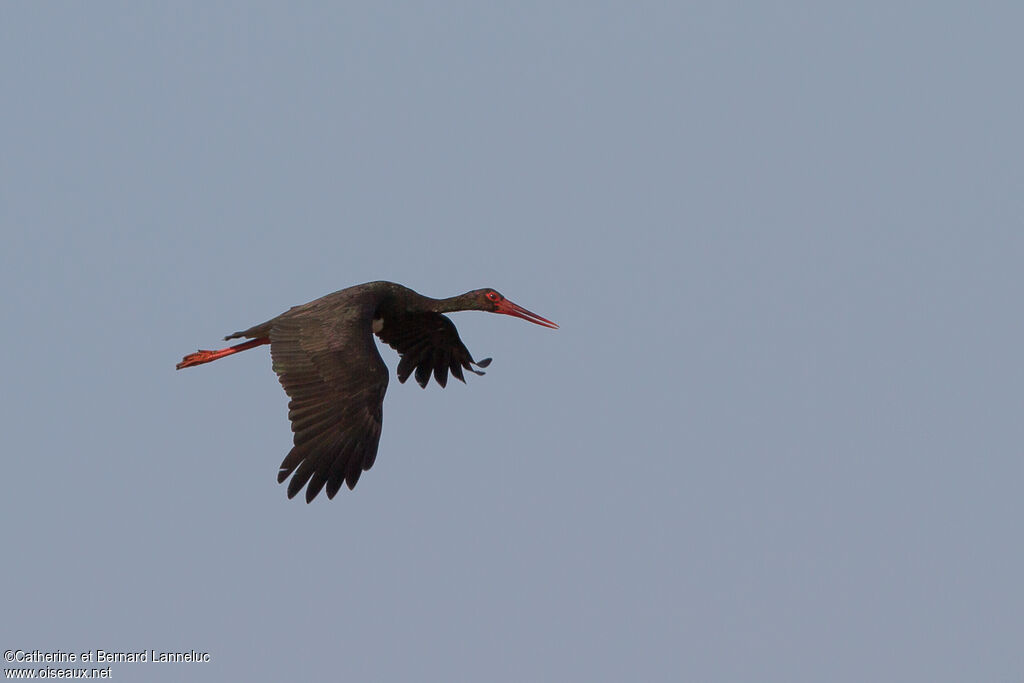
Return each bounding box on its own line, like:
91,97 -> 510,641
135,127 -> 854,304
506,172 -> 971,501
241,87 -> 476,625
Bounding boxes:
177,281 -> 558,502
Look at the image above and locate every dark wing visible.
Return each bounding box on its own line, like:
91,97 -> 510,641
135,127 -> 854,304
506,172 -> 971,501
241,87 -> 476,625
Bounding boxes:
270,313 -> 388,502
375,312 -> 491,389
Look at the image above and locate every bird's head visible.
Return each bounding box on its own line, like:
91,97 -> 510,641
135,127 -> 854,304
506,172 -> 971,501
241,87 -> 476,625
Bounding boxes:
473,289 -> 559,329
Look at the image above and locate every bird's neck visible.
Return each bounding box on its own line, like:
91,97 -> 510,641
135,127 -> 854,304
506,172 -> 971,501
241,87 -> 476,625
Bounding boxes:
426,293 -> 475,314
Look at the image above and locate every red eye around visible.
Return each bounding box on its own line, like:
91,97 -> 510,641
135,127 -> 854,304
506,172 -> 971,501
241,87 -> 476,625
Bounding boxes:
486,291 -> 500,302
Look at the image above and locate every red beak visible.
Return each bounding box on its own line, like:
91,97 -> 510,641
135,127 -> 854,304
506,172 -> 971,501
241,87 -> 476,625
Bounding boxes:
495,299 -> 559,329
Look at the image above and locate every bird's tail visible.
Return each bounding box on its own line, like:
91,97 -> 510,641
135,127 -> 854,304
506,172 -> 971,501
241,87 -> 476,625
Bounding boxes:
176,337 -> 270,370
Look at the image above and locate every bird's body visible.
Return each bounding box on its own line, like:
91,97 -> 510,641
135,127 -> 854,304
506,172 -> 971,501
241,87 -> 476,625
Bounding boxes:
177,281 -> 557,502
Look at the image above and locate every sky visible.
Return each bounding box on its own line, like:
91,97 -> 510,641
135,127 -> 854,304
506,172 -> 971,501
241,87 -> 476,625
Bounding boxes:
2,3 -> 1022,681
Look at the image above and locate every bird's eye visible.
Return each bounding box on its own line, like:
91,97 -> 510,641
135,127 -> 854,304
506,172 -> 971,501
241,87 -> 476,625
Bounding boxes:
486,291 -> 500,302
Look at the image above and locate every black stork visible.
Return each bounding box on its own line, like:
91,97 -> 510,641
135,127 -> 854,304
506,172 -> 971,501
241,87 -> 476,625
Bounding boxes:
176,281 -> 558,502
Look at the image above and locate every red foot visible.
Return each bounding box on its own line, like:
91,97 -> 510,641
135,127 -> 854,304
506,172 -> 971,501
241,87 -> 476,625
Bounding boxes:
176,337 -> 270,370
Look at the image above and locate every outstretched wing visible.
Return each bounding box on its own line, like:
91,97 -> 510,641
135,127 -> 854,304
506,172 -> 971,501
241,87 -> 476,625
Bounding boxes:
375,312 -> 491,388
270,312 -> 388,502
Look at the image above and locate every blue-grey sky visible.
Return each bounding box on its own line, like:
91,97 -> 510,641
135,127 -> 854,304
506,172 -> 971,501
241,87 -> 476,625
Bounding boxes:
3,3 -> 1022,681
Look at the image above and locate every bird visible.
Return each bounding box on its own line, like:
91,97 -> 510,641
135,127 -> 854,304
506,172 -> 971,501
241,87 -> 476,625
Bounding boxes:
176,281 -> 558,502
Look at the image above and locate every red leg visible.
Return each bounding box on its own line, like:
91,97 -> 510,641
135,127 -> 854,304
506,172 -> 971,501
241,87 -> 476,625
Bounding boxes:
176,337 -> 270,370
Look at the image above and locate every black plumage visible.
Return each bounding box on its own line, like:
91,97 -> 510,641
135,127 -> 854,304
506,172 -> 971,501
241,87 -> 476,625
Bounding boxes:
177,281 -> 557,502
